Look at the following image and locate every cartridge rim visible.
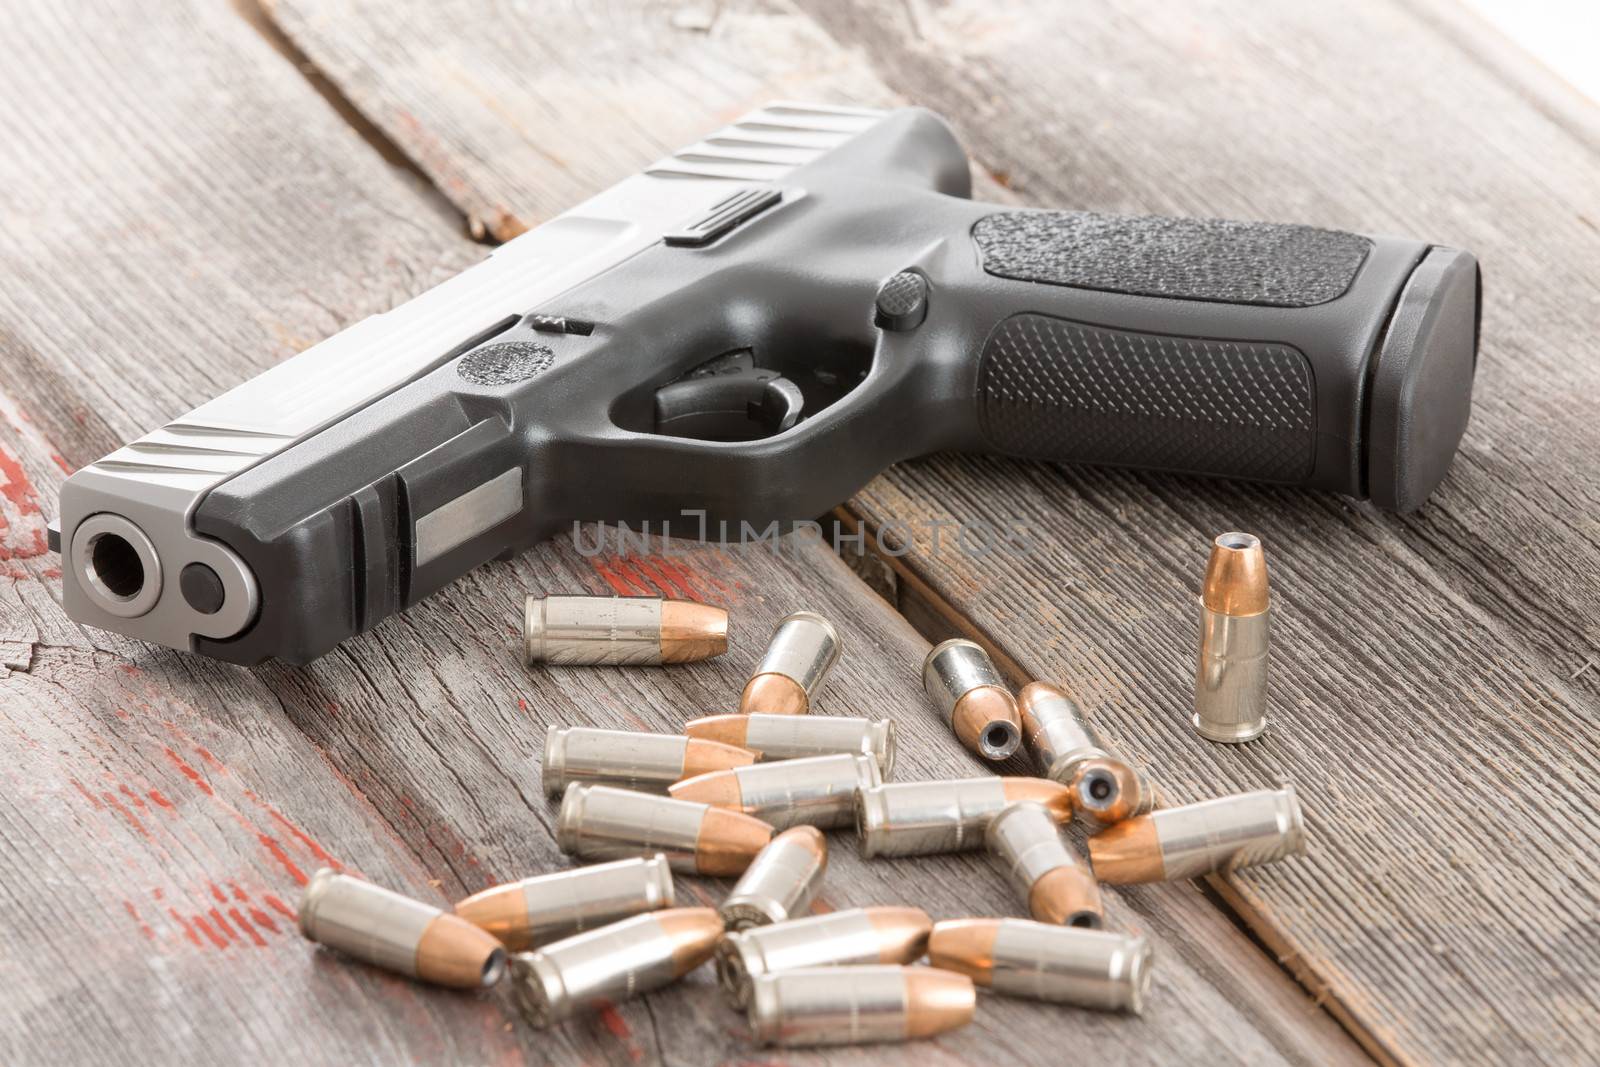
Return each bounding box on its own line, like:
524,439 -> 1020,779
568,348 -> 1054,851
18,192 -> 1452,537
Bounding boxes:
870,719 -> 898,779
715,931 -> 763,1007
745,969 -> 783,1041
1191,710 -> 1269,744
523,595 -> 542,664
541,726 -> 567,795
297,866 -> 340,940
555,782 -> 588,853
509,950 -> 568,1029
1123,934 -> 1155,1015
854,787 -> 889,858
778,610 -> 839,644
1278,784 -> 1308,858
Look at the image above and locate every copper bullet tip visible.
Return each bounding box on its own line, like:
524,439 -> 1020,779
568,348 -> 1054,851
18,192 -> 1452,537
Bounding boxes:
1071,758 -> 1156,826
999,777 -> 1076,821
903,967 -> 977,1039
681,738 -> 759,779
453,882 -> 529,949
925,919 -> 1001,986
780,824 -> 828,859
669,768 -> 746,808
695,807 -> 775,877
660,600 -> 729,662
740,672 -> 809,714
1202,532 -> 1269,616
865,906 -> 934,959
417,912 -> 510,988
1086,816 -> 1163,884
952,687 -> 1023,760
1029,866 -> 1104,928
654,906 -> 725,977
683,714 -> 750,748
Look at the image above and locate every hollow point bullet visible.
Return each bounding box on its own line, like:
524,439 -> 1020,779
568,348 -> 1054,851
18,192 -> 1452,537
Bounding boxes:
927,918 -> 1152,1013
987,801 -> 1103,928
685,713 -> 897,777
557,783 -> 772,876
1193,532 -> 1271,742
856,776 -> 1073,858
922,638 -> 1022,761
1071,757 -> 1158,829
719,825 -> 828,930
670,752 -> 879,830
746,965 -> 975,1046
1089,785 -> 1306,884
453,855 -> 675,951
524,594 -> 727,666
541,725 -> 755,796
298,868 -> 506,989
740,611 -> 840,714
716,906 -> 934,1008
509,907 -> 722,1027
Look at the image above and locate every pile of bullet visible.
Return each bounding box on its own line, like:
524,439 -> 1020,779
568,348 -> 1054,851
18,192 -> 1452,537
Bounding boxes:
299,532 -> 1307,1048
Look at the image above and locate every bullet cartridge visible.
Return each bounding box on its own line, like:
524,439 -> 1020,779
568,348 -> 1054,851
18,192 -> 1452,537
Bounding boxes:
740,611 -> 840,714
747,965 -> 975,1046
454,855 -> 675,950
1018,680 -> 1109,782
509,907 -> 722,1027
298,868 -> 506,989
922,639 -> 1022,761
856,776 -> 1072,858
670,752 -> 879,830
524,594 -> 727,666
685,713 -> 896,777
927,918 -> 1151,1013
1089,785 -> 1305,884
1071,757 -> 1158,829
556,783 -> 772,876
716,906 -> 934,1008
1193,532 -> 1271,742
986,801 -> 1103,928
541,725 -> 755,796
719,826 -> 828,931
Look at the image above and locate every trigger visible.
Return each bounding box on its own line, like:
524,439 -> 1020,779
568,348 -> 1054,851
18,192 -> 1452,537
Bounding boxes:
653,357 -> 803,442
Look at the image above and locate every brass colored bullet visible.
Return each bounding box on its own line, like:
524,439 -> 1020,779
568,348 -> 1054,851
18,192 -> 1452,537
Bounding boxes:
524,594 -> 727,665
669,752 -> 879,830
856,776 -> 1073,858
927,918 -> 1152,1013
740,611 -> 840,714
509,907 -> 722,1027
541,725 -> 755,795
1089,786 -> 1305,884
1070,757 -> 1158,829
557,783 -> 772,876
1017,680 -> 1109,781
746,965 -> 975,1046
453,855 -> 675,950
685,713 -> 897,776
1194,533 -> 1271,742
923,639 -> 1022,761
298,869 -> 506,989
716,905 -> 933,1007
719,826 -> 828,930
986,802 -> 1103,927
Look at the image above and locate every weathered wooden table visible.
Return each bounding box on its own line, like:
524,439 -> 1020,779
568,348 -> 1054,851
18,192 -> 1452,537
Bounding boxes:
2,2 -> 1596,1064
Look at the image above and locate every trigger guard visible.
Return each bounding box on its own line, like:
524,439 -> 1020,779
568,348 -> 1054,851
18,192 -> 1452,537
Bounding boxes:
652,370 -> 804,442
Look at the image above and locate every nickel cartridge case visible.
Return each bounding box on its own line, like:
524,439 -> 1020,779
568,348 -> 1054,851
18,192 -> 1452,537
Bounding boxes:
856,776 -> 1072,858
740,611 -> 840,714
986,801 -> 1103,928
927,918 -> 1151,1013
670,752 -> 880,830
1018,680 -> 1109,781
747,965 -> 975,1046
524,594 -> 727,665
1071,757 -> 1158,829
716,906 -> 934,1008
453,855 -> 675,950
685,713 -> 897,776
556,783 -> 772,876
922,638 -> 1022,761
298,869 -> 506,989
719,826 -> 828,930
541,725 -> 755,796
509,907 -> 722,1027
1193,533 -> 1270,742
1089,785 -> 1305,884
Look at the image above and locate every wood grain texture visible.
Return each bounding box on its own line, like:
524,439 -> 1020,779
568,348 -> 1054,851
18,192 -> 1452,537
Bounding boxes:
260,0 -> 1600,1064
0,2 -> 1366,1065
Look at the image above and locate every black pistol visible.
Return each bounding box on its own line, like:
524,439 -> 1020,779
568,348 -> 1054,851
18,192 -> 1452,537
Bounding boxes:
56,103 -> 1480,662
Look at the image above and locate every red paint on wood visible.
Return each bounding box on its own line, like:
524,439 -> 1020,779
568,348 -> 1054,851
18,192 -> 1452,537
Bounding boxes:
263,894 -> 296,920
597,1004 -> 643,1061
229,907 -> 268,947
260,804 -> 341,868
169,908 -> 201,948
0,448 -> 40,514
119,784 -> 148,811
249,907 -> 280,934
69,778 -> 103,810
147,789 -> 175,811
589,557 -> 638,596
209,883 -> 227,904
123,900 -> 156,940
101,791 -> 151,838
164,747 -> 213,795
50,454 -> 72,475
629,556 -> 681,599
209,907 -> 237,941
258,834 -> 309,886
194,746 -> 224,770
190,914 -> 229,950
651,557 -> 706,602
230,882 -> 249,902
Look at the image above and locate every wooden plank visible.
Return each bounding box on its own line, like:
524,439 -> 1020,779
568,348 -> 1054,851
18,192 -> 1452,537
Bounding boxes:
795,2 -> 1600,1065
255,2 -> 1373,1064
0,4 -> 1367,1067
260,0 -> 1600,1064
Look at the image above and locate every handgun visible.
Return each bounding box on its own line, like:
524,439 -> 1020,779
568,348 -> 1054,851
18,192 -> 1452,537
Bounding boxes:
55,103 -> 1480,663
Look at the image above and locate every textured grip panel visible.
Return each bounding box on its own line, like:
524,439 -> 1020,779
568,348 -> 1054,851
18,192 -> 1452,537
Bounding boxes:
974,211 -> 1371,307
978,315 -> 1316,483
